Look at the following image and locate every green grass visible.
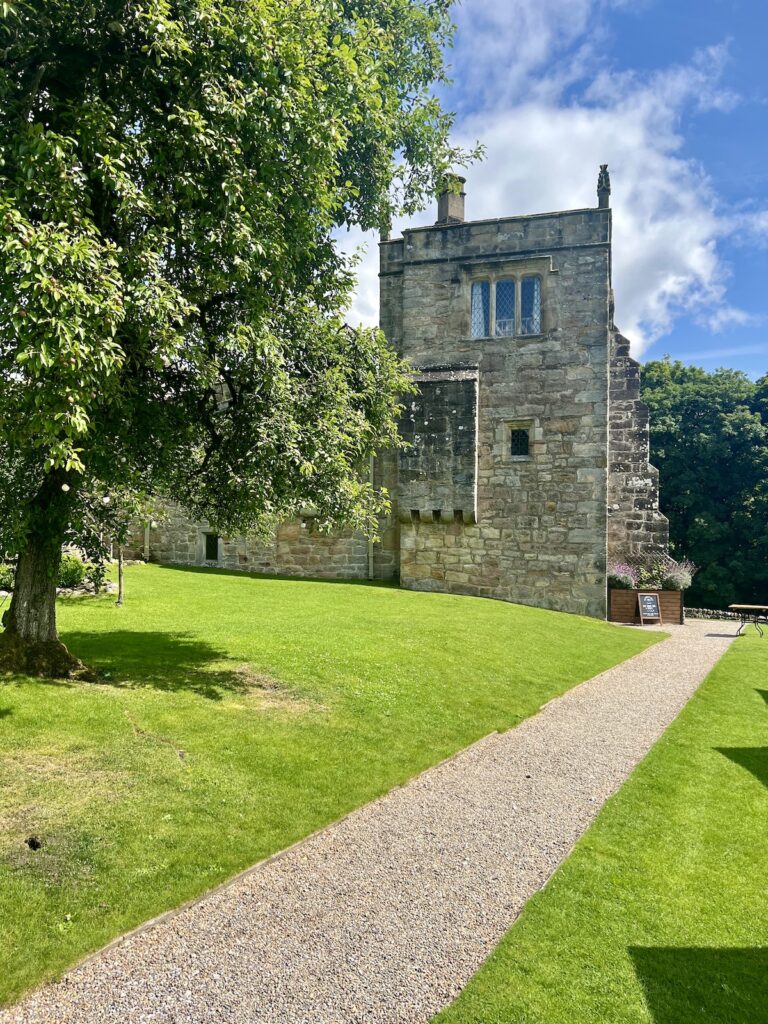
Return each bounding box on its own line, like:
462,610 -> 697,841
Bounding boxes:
0,564 -> 658,1007
433,633 -> 768,1024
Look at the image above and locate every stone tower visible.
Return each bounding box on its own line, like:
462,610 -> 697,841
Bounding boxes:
378,167 -> 668,617
130,168 -> 668,620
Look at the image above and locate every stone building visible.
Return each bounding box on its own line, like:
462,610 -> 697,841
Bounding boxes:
129,168 -> 668,619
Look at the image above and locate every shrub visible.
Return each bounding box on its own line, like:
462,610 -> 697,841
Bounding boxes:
614,553 -> 697,591
635,558 -> 669,590
58,554 -> 88,589
607,561 -> 638,590
0,562 -> 15,591
86,561 -> 107,593
1,555 -> 106,592
660,558 -> 696,591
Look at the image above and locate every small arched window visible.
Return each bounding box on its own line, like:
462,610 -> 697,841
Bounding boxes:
520,276 -> 542,335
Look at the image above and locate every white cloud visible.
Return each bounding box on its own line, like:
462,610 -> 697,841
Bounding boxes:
447,0 -> 601,111
340,3 -> 762,360
726,207 -> 768,248
701,306 -> 762,332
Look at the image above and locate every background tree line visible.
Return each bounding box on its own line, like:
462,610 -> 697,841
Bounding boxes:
641,358 -> 768,609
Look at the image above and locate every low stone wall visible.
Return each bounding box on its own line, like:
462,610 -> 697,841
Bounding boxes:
124,503 -> 374,581
683,607 -> 741,621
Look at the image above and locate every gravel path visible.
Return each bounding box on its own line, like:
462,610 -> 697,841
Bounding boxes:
3,620 -> 736,1024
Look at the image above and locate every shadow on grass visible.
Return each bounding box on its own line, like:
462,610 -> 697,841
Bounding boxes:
153,561 -> 395,588
630,947 -> 768,1024
757,689 -> 768,706
61,630 -> 256,701
716,747 -> 768,790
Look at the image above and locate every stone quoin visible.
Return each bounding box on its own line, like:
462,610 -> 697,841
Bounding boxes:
127,169 -> 668,619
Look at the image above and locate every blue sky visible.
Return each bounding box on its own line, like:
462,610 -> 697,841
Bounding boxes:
343,0 -> 768,379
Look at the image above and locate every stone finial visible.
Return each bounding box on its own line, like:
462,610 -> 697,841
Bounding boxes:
436,174 -> 467,224
597,164 -> 611,209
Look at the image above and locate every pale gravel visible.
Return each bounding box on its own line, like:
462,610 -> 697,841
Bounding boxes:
2,619 -> 736,1024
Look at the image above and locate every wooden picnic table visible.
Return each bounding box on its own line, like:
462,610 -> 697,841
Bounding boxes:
728,604 -> 768,637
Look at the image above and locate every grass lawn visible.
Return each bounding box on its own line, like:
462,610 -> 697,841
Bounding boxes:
433,632 -> 768,1024
0,564 -> 658,1007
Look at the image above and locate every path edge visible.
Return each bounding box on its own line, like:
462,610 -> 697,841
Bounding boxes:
44,729 -> 502,987
11,626 -> 675,1005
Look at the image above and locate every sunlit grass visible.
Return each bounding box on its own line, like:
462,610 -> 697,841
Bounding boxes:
0,563 -> 658,1006
434,634 -> 767,1024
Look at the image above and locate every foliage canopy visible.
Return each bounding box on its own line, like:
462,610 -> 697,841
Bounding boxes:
0,0 -> 476,655
642,358 -> 768,607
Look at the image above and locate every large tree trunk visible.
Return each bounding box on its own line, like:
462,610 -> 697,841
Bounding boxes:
0,472 -> 88,678
5,539 -> 60,642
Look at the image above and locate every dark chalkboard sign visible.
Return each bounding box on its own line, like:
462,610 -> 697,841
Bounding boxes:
638,592 -> 662,624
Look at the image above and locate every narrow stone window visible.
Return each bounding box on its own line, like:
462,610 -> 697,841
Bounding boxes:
470,280 -> 490,337
205,533 -> 219,561
495,279 -> 515,337
510,428 -> 530,458
520,276 -> 542,335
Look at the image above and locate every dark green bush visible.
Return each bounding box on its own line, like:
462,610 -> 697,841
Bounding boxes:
58,554 -> 88,589
86,561 -> 107,592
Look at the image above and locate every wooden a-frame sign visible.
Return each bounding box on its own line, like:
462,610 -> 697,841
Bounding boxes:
637,592 -> 662,625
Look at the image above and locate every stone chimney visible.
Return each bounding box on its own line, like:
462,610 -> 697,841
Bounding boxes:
597,164 -> 611,209
436,175 -> 466,224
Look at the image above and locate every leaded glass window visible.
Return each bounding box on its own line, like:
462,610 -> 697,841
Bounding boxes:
470,280 -> 490,337
495,279 -> 515,337
521,276 -> 542,335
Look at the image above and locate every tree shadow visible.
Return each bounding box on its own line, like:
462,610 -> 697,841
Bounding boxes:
757,689 -> 768,706
629,946 -> 768,1024
715,747 -> 768,790
61,630 -> 260,701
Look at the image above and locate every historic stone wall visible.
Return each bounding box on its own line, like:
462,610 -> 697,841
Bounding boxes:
123,174 -> 669,619
607,331 -> 669,557
124,502 -> 372,580
380,207 -> 613,617
398,367 -> 478,523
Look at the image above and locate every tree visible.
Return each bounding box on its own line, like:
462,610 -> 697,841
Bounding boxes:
0,1 -> 476,675
641,358 -> 768,608
78,485 -> 165,606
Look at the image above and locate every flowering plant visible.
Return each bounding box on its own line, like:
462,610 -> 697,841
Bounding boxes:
607,561 -> 639,590
608,554 -> 696,591
658,558 -> 696,591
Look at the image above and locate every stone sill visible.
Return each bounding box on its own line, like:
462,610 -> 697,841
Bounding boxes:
464,334 -> 544,343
